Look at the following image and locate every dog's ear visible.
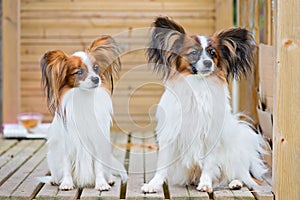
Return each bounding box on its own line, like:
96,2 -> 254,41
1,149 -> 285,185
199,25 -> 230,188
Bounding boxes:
40,50 -> 68,113
147,16 -> 186,80
214,28 -> 255,80
88,35 -> 121,93
153,16 -> 186,34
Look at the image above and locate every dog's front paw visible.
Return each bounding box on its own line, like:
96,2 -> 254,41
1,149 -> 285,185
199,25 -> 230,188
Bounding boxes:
59,181 -> 75,191
141,183 -> 160,193
196,183 -> 213,193
229,179 -> 243,190
95,182 -> 111,191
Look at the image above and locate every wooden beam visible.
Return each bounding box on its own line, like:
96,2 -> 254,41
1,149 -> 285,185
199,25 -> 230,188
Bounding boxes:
215,0 -> 233,30
265,0 -> 273,45
2,0 -> 20,123
236,0 -> 260,122
274,0 -> 300,199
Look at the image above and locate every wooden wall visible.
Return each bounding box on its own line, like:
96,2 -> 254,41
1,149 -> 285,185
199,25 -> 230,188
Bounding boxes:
4,0 -> 233,132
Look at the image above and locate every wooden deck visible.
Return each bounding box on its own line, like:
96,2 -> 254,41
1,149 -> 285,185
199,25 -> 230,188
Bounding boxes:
0,133 -> 273,200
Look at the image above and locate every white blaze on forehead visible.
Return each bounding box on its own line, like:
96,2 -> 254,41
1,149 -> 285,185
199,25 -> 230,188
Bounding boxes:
72,51 -> 92,68
198,36 -> 208,49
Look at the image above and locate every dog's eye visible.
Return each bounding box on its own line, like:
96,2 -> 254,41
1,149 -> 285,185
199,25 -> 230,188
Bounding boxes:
93,64 -> 99,73
189,51 -> 197,56
75,68 -> 84,76
209,49 -> 216,57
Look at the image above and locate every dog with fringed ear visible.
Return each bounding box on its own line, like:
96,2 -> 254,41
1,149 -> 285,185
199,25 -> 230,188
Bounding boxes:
88,35 -> 121,94
142,16 -> 268,193
41,35 -> 127,191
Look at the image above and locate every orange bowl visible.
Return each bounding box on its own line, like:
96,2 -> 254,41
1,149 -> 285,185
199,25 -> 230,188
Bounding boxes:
17,112 -> 43,129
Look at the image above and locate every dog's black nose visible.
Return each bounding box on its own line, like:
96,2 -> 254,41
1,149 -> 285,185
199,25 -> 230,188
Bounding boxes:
203,60 -> 212,68
91,76 -> 99,84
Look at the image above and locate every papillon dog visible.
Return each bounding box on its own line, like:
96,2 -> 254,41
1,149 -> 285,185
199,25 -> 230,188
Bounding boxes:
41,35 -> 128,191
141,17 -> 268,193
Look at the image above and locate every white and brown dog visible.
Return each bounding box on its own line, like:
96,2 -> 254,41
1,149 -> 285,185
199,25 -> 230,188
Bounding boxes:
142,17 -> 268,193
41,36 -> 128,191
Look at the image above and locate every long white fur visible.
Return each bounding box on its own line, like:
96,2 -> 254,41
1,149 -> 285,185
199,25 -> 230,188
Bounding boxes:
142,74 -> 268,192
47,52 -> 127,190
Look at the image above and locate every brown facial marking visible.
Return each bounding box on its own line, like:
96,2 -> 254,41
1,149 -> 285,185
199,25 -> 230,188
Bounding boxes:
206,39 -> 219,65
65,56 -> 88,87
177,36 -> 202,74
208,36 -> 226,83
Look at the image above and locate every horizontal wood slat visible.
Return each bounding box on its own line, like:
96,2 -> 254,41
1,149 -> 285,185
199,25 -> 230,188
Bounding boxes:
21,1 -> 215,11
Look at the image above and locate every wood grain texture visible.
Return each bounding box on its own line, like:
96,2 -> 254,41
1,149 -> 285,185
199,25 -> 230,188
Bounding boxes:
215,0 -> 233,30
274,0 -> 300,199
237,0 -> 260,122
2,144 -> 47,198
2,0 -> 20,123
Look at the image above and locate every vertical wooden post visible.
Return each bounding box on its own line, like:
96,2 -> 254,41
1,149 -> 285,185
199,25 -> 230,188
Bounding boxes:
274,0 -> 300,199
2,0 -> 20,123
265,0 -> 273,45
236,0 -> 260,122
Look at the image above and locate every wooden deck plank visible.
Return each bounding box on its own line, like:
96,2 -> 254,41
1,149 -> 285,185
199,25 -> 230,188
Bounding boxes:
231,187 -> 255,200
38,187 -> 80,199
252,185 -> 273,200
0,140 -> 30,168
80,133 -> 128,199
213,187 -> 257,200
0,139 -> 18,156
0,140 -> 45,187
144,132 -> 164,199
36,182 -> 59,199
12,159 -> 48,199
168,184 -> 189,199
79,188 -> 100,200
56,188 -> 80,199
167,181 -> 210,199
126,133 -> 145,199
0,142 -> 46,198
187,185 -> 210,199
213,189 -> 235,200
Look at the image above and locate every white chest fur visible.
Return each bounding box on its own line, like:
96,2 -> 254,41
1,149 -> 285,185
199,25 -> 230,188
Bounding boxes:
156,75 -> 230,167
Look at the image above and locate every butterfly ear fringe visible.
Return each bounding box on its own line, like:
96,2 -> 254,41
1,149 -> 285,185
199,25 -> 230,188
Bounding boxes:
147,16 -> 186,80
40,50 -> 68,114
215,27 -> 255,80
89,35 -> 121,94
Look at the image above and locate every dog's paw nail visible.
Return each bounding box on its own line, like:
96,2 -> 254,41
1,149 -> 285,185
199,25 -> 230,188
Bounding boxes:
197,185 -> 213,193
141,184 -> 157,193
108,180 -> 115,186
95,183 -> 111,191
50,179 -> 58,186
59,184 -> 74,191
229,180 -> 243,190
